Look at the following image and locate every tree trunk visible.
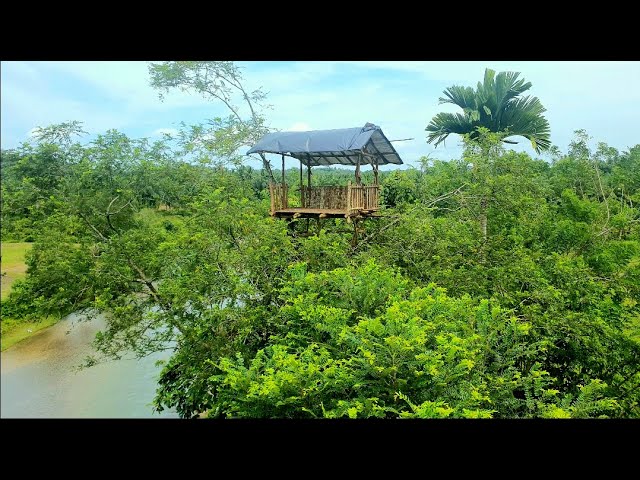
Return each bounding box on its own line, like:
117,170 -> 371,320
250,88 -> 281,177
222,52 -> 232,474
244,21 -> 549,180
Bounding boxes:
259,153 -> 275,183
480,197 -> 487,242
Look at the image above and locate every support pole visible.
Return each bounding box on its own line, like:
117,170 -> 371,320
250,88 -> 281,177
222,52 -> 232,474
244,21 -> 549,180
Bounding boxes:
355,154 -> 362,186
306,162 -> 311,233
269,182 -> 275,216
373,157 -> 379,186
299,160 -> 304,207
307,162 -> 312,206
281,154 -> 286,208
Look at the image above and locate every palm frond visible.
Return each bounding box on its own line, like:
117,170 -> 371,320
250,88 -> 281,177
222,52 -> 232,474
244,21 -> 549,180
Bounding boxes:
439,86 -> 476,110
501,96 -> 551,153
425,112 -> 475,147
426,67 -> 551,153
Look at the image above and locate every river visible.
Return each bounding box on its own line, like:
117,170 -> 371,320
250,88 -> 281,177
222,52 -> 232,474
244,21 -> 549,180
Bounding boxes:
1,313 -> 178,418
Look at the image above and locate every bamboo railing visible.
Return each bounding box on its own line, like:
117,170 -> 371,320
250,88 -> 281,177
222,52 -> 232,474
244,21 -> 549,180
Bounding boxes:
270,182 -> 380,215
301,186 -> 348,209
347,183 -> 380,213
269,182 -> 288,215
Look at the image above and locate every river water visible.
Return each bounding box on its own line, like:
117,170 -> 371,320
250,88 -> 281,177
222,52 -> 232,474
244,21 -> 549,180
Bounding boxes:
1,313 -> 178,418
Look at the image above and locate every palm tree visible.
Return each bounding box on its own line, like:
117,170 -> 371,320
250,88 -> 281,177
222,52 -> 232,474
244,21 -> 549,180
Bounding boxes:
426,68 -> 551,153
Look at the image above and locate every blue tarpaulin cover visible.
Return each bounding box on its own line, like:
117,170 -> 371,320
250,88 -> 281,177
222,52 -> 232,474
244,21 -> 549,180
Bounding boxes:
246,123 -> 403,167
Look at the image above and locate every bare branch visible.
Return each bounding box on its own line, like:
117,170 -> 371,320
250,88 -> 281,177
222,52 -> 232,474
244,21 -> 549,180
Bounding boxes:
78,211 -> 108,241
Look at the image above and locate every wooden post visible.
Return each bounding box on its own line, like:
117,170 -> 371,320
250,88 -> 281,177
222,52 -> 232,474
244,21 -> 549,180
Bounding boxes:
306,161 -> 311,232
347,180 -> 352,214
373,157 -> 379,186
299,160 -> 304,207
307,163 -> 311,207
283,183 -> 288,208
355,154 -> 362,186
281,154 -> 286,209
281,154 -> 285,185
269,182 -> 275,216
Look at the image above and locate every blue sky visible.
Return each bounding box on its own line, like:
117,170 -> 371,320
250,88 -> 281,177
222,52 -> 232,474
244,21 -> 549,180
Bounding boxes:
2,61 -> 639,169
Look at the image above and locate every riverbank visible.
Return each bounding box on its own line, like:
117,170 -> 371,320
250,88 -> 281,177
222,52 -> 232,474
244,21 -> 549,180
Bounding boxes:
1,242 -> 60,351
1,242 -> 31,299
1,316 -> 60,351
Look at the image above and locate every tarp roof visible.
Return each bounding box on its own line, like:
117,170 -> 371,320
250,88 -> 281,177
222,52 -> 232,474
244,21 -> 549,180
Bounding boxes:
246,123 -> 403,167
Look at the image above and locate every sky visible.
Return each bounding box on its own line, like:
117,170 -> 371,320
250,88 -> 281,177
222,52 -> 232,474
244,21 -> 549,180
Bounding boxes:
2,61 -> 639,169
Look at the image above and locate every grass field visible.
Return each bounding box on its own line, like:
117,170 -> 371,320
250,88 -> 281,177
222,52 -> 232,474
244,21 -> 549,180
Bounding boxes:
1,242 -> 32,300
1,316 -> 59,351
0,209 -> 181,351
0,242 -> 59,350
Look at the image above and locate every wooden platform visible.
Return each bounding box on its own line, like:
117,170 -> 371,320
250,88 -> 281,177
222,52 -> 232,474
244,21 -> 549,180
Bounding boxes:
273,208 -> 380,219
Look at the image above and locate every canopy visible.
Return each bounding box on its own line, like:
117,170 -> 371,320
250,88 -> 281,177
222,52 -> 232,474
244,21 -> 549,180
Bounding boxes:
246,123 -> 403,167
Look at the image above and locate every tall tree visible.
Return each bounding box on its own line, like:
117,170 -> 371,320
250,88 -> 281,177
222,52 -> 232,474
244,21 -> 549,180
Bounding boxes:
148,61 -> 275,179
426,68 -> 551,154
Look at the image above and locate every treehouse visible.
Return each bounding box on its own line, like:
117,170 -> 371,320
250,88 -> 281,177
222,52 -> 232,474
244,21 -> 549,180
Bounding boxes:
247,123 -> 404,221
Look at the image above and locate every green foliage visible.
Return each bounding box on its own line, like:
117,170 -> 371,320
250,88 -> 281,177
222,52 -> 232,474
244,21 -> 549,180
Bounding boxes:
294,230 -> 351,272
3,119 -> 638,419
29,120 -> 87,146
381,169 -> 421,207
2,216 -> 93,319
426,68 -> 551,153
148,61 -> 271,172
197,263 -> 596,418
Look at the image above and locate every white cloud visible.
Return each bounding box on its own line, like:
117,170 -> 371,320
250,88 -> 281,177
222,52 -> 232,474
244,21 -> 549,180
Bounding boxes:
32,61 -> 230,115
241,61 -> 338,94
2,60 -> 639,162
287,122 -> 311,131
255,61 -> 640,163
2,74 -> 125,137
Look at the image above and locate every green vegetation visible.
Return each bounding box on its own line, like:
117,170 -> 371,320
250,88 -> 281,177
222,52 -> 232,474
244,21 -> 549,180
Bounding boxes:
1,242 -> 32,300
1,316 -> 58,351
426,68 -> 551,153
0,242 -> 59,350
0,62 -> 638,417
